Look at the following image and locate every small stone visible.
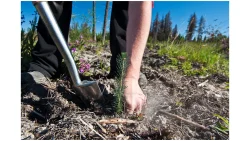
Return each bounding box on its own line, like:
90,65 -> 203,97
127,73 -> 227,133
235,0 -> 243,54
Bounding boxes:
31,93 -> 40,102
206,84 -> 216,91
139,72 -> 148,88
158,115 -> 167,124
116,134 -> 130,140
34,127 -> 48,138
109,124 -> 118,133
21,132 -> 35,140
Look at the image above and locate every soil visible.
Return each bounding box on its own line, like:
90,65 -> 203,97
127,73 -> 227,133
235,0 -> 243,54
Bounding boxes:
21,46 -> 229,140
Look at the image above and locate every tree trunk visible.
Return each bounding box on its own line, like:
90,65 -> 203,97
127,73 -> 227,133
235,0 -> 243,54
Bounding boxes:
102,1 -> 109,45
92,1 -> 96,42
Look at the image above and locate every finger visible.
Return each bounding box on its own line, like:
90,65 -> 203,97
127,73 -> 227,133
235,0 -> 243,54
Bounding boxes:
127,108 -> 134,114
135,100 -> 143,114
126,103 -> 135,115
135,94 -> 146,114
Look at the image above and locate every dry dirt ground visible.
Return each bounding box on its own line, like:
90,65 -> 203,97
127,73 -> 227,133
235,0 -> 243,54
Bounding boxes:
21,46 -> 229,140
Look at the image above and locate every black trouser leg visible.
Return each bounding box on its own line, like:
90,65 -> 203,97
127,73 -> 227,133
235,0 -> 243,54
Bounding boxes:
29,1 -> 72,78
109,1 -> 129,77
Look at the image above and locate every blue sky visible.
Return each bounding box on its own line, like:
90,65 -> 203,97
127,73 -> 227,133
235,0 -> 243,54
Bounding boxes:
21,1 -> 229,37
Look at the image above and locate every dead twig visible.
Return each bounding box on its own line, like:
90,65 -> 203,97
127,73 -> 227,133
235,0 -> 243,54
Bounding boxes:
158,110 -> 210,130
198,80 -> 208,87
118,124 -> 125,134
37,132 -> 50,140
25,105 -> 46,119
77,118 -> 106,140
78,125 -> 85,140
98,118 -> 137,125
95,121 -> 107,134
31,110 -> 46,119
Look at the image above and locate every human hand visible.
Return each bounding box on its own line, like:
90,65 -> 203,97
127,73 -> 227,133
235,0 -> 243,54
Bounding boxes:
123,78 -> 147,114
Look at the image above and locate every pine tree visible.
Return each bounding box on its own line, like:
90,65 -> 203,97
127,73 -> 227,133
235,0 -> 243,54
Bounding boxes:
193,37 -> 197,42
203,36 -> 207,42
158,15 -> 165,41
186,13 -> 197,41
164,11 -> 172,41
152,12 -> 160,42
149,21 -> 154,38
197,16 -> 205,42
172,24 -> 178,40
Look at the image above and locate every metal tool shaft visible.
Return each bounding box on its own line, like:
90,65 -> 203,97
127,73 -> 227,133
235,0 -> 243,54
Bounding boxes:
34,2 -> 81,86
33,2 -> 103,101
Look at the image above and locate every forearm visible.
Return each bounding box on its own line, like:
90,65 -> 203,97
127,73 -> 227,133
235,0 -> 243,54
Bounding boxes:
125,1 -> 152,80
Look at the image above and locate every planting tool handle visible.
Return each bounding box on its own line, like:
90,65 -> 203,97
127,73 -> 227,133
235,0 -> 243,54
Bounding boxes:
33,1 -> 82,86
32,1 -> 40,5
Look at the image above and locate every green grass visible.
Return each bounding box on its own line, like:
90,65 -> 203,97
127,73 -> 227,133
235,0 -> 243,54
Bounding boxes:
22,13 -> 229,80
156,41 -> 229,78
21,12 -> 38,71
213,113 -> 229,134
